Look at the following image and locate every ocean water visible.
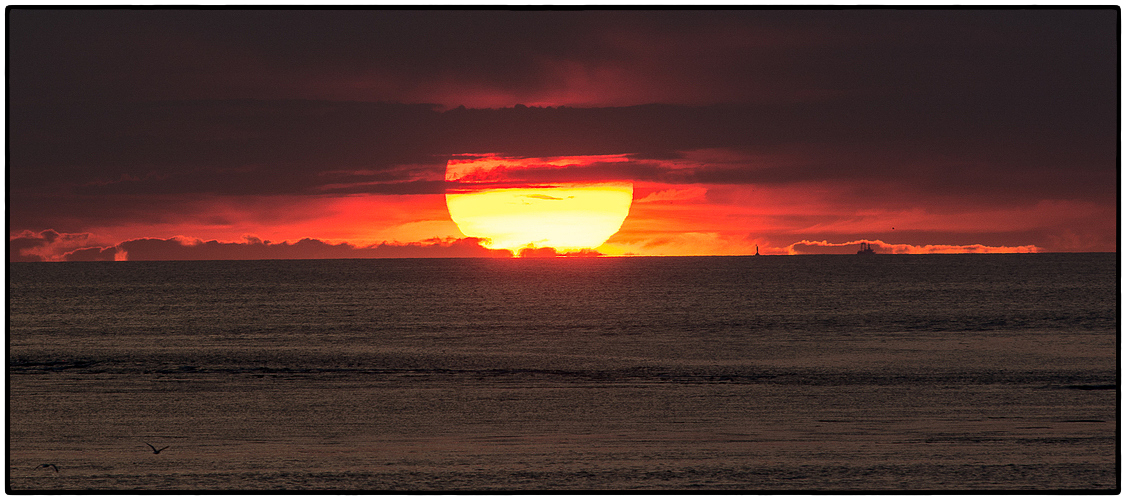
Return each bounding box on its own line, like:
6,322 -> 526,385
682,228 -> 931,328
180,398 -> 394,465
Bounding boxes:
7,254 -> 1118,492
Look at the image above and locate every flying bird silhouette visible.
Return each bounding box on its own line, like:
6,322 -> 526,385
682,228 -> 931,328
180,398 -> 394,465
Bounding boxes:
36,463 -> 59,472
144,442 -> 169,454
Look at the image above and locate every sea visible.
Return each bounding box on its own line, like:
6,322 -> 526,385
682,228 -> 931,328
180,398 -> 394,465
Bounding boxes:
7,254 -> 1118,492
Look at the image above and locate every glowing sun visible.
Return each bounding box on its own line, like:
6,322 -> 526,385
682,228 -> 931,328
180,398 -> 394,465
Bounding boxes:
445,154 -> 634,253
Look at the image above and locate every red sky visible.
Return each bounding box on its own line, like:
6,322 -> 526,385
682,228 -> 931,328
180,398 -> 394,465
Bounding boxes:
8,8 -> 1118,261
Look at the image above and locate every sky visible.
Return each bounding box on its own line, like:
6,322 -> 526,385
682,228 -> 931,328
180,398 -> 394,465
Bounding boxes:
8,8 -> 1119,261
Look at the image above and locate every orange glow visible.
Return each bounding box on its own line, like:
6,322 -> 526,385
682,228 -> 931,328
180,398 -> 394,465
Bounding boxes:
445,155 -> 634,253
15,154 -> 1105,261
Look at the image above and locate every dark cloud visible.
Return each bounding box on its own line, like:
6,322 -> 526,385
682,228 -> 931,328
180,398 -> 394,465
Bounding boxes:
12,99 -> 446,197
19,98 -> 1115,190
10,10 -> 637,104
12,9 -> 1112,108
10,232 -> 55,262
9,97 -> 1116,232
9,230 -> 99,262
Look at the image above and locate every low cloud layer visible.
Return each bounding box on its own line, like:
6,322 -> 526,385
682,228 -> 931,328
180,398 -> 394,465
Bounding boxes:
785,239 -> 1042,255
14,230 -> 1041,261
11,231 -> 513,262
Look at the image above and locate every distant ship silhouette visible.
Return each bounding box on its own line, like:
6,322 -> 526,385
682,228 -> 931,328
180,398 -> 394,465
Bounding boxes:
857,242 -> 876,254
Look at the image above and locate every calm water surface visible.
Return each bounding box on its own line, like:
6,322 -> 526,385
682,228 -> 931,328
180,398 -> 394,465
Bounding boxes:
8,254 -> 1118,491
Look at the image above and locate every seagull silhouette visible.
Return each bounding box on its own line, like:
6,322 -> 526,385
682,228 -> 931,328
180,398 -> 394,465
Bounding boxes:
144,442 -> 170,454
36,463 -> 59,472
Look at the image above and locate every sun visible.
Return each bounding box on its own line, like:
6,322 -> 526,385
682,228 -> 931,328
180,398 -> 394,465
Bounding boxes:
445,155 -> 634,253
446,183 -> 634,250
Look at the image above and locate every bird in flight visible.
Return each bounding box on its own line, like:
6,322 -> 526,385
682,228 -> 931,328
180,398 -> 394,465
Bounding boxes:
36,463 -> 59,472
144,442 -> 170,454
